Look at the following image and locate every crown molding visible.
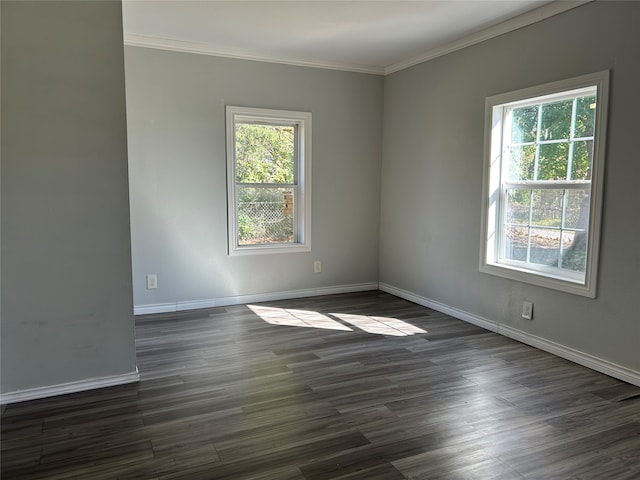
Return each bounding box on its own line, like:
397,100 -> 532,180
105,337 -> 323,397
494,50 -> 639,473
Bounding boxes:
123,34 -> 385,75
384,0 -> 591,75
124,1 -> 591,76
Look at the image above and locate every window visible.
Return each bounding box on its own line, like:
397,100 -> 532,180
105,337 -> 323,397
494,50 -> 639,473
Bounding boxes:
226,106 -> 311,255
480,71 -> 609,297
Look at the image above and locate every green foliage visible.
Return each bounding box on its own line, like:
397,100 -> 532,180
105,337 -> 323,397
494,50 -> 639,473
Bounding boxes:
511,105 -> 537,144
234,123 -> 296,244
540,100 -> 572,140
509,95 -> 595,182
575,96 -> 596,137
508,145 -> 535,181
504,93 -> 595,274
238,210 -> 258,241
235,123 -> 294,185
538,142 -> 568,180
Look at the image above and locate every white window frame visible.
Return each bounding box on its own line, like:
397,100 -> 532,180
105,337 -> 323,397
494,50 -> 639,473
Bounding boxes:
226,106 -> 312,256
480,71 -> 609,297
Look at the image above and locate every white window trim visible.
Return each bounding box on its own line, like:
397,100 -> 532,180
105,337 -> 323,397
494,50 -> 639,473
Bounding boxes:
480,71 -> 609,298
226,106 -> 312,256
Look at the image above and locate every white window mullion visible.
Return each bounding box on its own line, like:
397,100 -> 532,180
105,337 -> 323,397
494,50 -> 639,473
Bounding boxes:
226,106 -> 311,255
558,189 -> 569,269
525,189 -> 534,264
504,180 -> 590,189
566,97 -> 578,180
497,107 -> 513,263
480,71 -> 609,298
533,104 -> 544,181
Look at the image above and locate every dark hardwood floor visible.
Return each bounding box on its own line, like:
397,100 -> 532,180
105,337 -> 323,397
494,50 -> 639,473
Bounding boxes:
2,291 -> 639,479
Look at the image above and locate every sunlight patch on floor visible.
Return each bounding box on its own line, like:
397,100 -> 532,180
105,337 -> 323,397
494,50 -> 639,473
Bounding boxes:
248,305 -> 352,331
331,313 -> 427,336
248,305 -> 426,337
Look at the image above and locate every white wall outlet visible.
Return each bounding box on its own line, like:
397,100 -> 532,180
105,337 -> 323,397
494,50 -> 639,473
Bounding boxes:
314,260 -> 322,273
522,300 -> 533,320
146,274 -> 158,290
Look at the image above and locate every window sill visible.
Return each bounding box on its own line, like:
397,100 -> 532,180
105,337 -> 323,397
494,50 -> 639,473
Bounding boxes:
229,243 -> 311,256
480,261 -> 595,298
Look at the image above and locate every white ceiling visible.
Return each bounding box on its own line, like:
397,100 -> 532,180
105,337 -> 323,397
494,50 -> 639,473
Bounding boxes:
122,1 -> 586,75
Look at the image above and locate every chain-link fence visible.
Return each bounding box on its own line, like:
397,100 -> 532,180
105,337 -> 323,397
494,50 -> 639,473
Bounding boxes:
238,201 -> 293,244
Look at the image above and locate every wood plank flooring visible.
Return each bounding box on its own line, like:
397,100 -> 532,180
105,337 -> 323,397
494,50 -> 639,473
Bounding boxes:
2,291 -> 639,479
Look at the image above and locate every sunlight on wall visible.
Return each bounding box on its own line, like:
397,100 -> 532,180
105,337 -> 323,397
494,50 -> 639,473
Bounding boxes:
248,305 -> 427,337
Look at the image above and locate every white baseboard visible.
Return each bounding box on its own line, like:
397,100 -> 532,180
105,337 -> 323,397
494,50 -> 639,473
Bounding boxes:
0,369 -> 140,405
134,282 -> 380,315
379,283 -> 500,333
7,283 -> 635,404
379,283 -> 640,387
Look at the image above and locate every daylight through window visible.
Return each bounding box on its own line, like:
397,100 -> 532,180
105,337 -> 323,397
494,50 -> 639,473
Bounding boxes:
480,72 -> 609,297
226,106 -> 311,255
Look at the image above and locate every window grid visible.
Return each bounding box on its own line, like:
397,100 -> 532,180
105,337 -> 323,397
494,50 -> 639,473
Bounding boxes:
234,122 -> 300,245
226,106 -> 311,255
500,92 -> 595,271
481,71 -> 609,297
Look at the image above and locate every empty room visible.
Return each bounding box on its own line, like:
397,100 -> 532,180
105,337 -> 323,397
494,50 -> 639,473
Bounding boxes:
1,1 -> 639,479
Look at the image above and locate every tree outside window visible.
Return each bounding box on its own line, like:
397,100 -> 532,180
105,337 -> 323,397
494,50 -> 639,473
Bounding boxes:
481,72 -> 609,297
226,107 -> 311,255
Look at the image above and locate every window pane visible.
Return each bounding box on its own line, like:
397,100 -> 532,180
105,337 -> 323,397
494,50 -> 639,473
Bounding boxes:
529,228 -> 561,267
511,105 -> 538,144
561,230 -> 588,273
540,100 -> 572,140
570,140 -> 593,180
483,75 -> 605,296
537,142 -> 568,180
575,96 -> 596,138
564,189 -> 590,230
531,189 -> 563,228
235,124 -> 294,184
504,226 -> 528,262
508,145 -> 536,181
237,187 -> 294,245
505,188 -> 530,224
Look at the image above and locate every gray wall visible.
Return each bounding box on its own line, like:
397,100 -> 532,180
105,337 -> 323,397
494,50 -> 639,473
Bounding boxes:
1,1 -> 136,393
124,47 -> 383,307
380,1 -> 640,371
4,0 -> 632,397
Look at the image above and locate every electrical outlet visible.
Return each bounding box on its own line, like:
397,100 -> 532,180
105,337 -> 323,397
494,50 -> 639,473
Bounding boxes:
522,300 -> 533,320
146,274 -> 158,290
314,260 -> 322,273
